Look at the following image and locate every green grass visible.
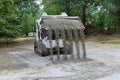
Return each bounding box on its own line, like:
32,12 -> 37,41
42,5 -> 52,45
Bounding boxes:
105,40 -> 120,44
0,38 -> 5,43
0,38 -> 12,44
99,38 -> 110,41
109,41 -> 120,44
99,37 -> 120,44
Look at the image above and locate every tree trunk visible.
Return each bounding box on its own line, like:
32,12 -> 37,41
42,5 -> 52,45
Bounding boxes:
117,19 -> 120,33
25,15 -> 28,37
65,0 -> 71,16
82,0 -> 87,26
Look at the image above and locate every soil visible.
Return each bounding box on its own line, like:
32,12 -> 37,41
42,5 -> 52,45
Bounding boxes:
0,35 -> 120,80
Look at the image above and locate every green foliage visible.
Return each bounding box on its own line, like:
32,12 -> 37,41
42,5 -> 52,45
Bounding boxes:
0,0 -> 42,39
43,0 -> 65,15
14,0 -> 40,36
105,0 -> 120,33
0,0 -> 119,41
43,0 -> 120,34
0,0 -> 20,38
4,37 -> 12,44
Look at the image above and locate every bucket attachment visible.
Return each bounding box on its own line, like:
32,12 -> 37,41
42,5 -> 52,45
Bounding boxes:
34,12 -> 86,61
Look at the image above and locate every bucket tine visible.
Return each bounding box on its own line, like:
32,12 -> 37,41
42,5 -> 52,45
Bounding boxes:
60,29 -> 65,60
62,29 -> 67,60
55,30 -> 60,60
48,29 -> 53,60
66,29 -> 73,60
79,29 -> 86,59
69,28 -> 74,59
78,29 -> 81,58
73,29 -> 80,59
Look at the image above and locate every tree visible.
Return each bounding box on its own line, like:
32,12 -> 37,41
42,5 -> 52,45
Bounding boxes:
14,0 -> 39,36
43,0 -> 103,26
0,0 -> 21,38
105,0 -> 120,32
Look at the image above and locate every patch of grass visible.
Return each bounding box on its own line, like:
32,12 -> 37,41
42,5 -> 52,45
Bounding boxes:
4,38 -> 12,44
98,36 -> 120,44
100,39 -> 120,44
107,41 -> 120,44
0,38 -> 5,44
99,38 -> 110,41
0,38 -> 4,41
0,38 -> 12,44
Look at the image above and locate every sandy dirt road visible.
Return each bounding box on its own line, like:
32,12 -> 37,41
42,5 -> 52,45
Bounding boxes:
0,37 -> 120,80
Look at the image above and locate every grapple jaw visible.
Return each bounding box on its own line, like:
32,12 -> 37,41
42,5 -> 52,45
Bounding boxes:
35,12 -> 86,61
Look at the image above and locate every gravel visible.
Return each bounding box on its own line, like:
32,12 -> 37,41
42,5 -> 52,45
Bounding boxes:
0,40 -> 120,80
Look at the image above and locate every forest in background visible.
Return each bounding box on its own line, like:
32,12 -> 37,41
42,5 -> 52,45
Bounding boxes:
0,0 -> 43,43
43,0 -> 120,35
0,0 -> 120,43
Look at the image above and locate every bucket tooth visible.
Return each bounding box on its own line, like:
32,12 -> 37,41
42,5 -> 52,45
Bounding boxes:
60,29 -> 65,60
55,30 -> 60,60
66,29 -> 73,60
73,29 -> 80,59
69,28 -> 74,59
62,29 -> 67,60
48,29 -> 53,60
78,29 -> 81,58
79,29 -> 86,59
